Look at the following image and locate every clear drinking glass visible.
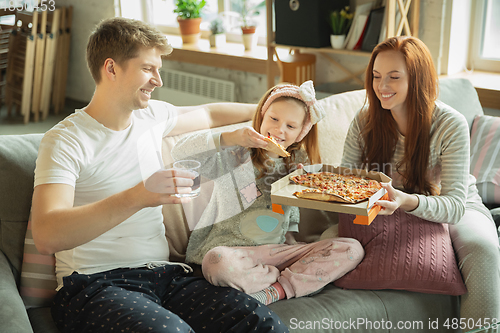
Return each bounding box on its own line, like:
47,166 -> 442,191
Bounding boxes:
173,160 -> 201,198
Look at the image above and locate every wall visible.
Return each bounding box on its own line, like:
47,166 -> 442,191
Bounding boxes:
160,61 -> 269,104
62,0 -> 452,104
55,0 -> 116,102
442,0 -> 472,75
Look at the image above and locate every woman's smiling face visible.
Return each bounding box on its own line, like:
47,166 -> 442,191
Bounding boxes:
372,50 -> 409,114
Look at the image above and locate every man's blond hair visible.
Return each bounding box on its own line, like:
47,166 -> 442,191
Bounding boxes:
86,17 -> 172,83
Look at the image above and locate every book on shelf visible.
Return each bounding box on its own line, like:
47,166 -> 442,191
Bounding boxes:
353,14 -> 373,50
361,6 -> 386,52
343,2 -> 373,50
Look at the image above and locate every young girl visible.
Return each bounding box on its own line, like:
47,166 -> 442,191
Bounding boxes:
172,81 -> 364,305
341,36 -> 500,325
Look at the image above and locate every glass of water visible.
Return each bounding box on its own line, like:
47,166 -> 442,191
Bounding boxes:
173,160 -> 201,198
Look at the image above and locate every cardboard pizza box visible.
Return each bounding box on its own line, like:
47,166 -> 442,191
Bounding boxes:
271,165 -> 392,225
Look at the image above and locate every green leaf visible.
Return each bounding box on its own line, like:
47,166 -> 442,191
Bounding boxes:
329,7 -> 353,35
231,0 -> 266,27
174,0 -> 206,19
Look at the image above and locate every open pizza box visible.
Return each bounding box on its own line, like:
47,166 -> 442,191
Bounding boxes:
271,165 -> 392,225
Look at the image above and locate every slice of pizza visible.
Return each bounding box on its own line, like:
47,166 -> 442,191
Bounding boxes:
293,189 -> 355,204
264,136 -> 290,157
289,174 -> 311,187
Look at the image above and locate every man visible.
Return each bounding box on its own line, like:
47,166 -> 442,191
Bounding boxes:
31,17 -> 288,333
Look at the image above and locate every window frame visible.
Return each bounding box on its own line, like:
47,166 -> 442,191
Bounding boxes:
120,0 -> 267,45
469,0 -> 500,72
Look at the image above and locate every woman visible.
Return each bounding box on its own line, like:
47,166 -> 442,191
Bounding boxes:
341,36 -> 500,326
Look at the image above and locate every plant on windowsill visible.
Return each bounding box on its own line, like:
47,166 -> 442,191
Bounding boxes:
329,6 -> 353,49
174,0 -> 207,44
209,17 -> 226,48
230,0 -> 265,50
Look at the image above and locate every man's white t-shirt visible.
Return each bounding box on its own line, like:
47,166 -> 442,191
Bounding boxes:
34,100 -> 178,288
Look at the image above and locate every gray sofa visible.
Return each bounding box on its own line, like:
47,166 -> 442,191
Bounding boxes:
1,78 -> 499,333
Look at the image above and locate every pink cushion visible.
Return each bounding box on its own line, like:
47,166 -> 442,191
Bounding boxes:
334,209 -> 467,295
20,217 -> 57,308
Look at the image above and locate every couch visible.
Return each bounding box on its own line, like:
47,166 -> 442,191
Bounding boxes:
1,78 -> 499,333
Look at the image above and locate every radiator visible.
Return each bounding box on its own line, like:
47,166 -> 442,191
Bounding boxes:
152,68 -> 235,106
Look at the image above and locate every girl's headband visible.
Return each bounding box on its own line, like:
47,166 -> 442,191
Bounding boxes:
261,80 -> 325,142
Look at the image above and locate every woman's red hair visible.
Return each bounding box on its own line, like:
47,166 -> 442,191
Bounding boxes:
362,36 -> 438,195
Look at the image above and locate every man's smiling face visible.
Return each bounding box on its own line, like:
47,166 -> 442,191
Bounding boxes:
115,47 -> 163,111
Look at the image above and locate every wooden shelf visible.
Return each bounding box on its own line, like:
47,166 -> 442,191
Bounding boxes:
265,0 -> 421,89
271,42 -> 372,57
163,34 -> 279,75
159,0 -> 421,88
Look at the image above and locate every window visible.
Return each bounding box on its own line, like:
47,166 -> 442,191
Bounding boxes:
119,0 -> 220,33
119,0 -> 267,43
470,0 -> 500,72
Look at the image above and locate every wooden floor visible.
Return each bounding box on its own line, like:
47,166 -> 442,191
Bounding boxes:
0,98 -> 85,135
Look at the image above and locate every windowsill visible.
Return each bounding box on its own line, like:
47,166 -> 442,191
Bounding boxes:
441,71 -> 500,109
161,33 -> 371,76
162,34 -> 279,76
161,34 -> 500,111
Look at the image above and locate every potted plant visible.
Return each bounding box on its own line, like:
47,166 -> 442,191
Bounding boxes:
329,6 -> 353,49
230,0 -> 265,50
174,0 -> 207,44
209,17 -> 226,48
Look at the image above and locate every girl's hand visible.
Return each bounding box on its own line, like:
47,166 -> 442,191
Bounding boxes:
375,182 -> 419,215
221,126 -> 268,149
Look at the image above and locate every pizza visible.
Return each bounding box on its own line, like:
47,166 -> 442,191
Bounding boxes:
290,171 -> 382,204
264,135 -> 290,157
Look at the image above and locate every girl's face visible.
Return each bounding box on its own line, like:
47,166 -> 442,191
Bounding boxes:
260,99 -> 306,153
372,50 -> 409,114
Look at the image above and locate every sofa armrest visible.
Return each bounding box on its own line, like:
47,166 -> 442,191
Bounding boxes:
0,250 -> 34,333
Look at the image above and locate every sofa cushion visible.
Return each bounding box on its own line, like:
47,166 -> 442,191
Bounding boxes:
470,115 -> 500,204
335,209 -> 467,295
0,134 -> 43,282
28,306 -> 61,333
317,89 -> 366,166
437,78 -> 484,130
0,251 -> 35,333
269,283 -> 460,332
19,217 -> 57,308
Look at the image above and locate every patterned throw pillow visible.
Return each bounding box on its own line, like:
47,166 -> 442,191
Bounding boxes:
19,217 -> 57,308
334,209 -> 467,296
470,115 -> 500,204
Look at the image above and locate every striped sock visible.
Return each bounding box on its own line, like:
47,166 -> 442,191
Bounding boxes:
248,282 -> 286,305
